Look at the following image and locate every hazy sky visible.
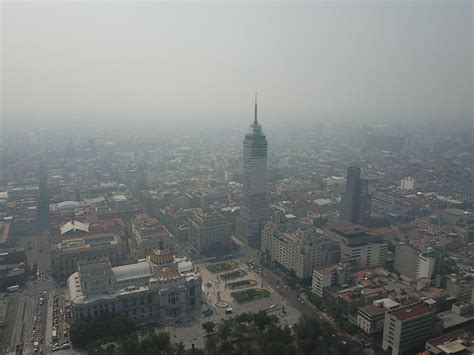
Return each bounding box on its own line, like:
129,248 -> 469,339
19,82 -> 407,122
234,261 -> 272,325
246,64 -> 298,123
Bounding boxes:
1,1 -> 472,129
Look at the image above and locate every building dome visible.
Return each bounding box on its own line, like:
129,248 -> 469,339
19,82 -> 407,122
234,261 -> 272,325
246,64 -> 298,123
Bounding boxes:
149,249 -> 173,266
157,266 -> 180,282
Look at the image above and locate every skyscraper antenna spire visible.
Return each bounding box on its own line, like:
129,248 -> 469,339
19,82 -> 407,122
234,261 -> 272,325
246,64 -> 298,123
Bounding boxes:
254,92 -> 258,125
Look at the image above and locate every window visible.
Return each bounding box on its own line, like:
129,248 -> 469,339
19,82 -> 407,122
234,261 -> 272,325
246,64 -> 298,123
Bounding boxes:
166,307 -> 181,318
168,292 -> 179,305
147,294 -> 153,304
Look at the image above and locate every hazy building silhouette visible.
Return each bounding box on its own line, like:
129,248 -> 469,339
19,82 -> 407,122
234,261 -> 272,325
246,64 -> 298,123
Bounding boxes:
37,159 -> 49,230
340,167 -> 370,224
236,95 -> 269,248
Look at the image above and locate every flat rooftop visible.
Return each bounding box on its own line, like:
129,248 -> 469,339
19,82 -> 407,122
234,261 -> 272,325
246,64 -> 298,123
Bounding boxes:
388,303 -> 432,321
359,304 -> 387,318
328,221 -> 369,237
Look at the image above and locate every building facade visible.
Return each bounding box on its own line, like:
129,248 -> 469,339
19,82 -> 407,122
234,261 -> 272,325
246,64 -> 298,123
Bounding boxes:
394,243 -> 419,280
51,232 -> 128,280
371,191 -> 395,214
189,211 -> 231,253
395,243 -> 441,281
312,263 -> 349,297
262,228 -> 340,280
68,250 -> 202,324
446,273 -> 473,303
324,222 -> 387,269
340,167 -> 371,225
236,96 -> 269,248
357,304 -> 387,335
130,213 -> 174,259
382,303 -> 435,355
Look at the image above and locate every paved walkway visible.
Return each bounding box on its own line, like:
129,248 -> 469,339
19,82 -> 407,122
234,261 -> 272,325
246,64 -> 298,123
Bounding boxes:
161,260 -> 301,349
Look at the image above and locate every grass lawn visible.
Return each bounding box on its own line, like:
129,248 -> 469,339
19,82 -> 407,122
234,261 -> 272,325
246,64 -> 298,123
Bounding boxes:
227,279 -> 257,289
207,261 -> 238,273
220,269 -> 248,280
231,288 -> 270,303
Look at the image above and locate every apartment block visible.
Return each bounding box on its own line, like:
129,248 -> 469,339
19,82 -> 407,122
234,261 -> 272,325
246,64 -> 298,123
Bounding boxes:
312,263 -> 349,297
189,211 -> 231,253
382,303 -> 435,355
263,228 -> 340,280
446,273 -> 474,303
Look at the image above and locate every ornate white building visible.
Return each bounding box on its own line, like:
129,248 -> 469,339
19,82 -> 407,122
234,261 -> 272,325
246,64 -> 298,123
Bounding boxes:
68,249 -> 202,323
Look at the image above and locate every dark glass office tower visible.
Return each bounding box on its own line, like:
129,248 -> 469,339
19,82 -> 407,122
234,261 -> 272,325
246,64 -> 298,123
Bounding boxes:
340,167 -> 371,224
236,96 -> 269,248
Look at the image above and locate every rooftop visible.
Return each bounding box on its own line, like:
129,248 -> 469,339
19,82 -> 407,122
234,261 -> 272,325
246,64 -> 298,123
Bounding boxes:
60,220 -> 90,235
388,303 -> 433,321
358,304 -> 387,317
328,221 -> 369,237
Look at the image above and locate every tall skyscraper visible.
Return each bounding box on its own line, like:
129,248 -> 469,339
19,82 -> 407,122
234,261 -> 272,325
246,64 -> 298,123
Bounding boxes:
236,95 -> 269,248
340,167 -> 371,224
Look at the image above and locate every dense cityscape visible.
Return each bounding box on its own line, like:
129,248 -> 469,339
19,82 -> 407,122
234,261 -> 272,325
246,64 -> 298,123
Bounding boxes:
1,1 -> 472,355
0,110 -> 473,355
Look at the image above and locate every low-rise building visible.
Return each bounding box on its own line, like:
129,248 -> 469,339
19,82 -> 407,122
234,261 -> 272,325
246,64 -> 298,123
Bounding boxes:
425,330 -> 473,355
130,213 -> 174,258
51,231 -> 128,280
357,304 -> 387,335
324,222 -> 387,269
357,298 -> 399,335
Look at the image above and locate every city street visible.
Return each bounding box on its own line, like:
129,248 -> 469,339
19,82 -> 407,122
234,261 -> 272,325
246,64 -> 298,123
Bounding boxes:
2,231 -> 58,355
234,239 -> 366,352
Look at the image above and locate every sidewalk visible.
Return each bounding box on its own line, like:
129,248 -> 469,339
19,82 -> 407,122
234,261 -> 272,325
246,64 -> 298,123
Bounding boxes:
44,293 -> 54,354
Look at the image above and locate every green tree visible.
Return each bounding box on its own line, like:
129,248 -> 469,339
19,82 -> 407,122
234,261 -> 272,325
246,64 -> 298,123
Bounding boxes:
202,321 -> 216,334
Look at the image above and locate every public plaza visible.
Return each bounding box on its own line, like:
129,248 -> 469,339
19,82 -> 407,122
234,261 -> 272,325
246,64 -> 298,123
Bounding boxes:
161,259 -> 301,349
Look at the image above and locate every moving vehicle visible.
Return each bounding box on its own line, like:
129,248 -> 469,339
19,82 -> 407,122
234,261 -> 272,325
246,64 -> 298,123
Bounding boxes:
225,308 -> 233,314
7,285 -> 20,293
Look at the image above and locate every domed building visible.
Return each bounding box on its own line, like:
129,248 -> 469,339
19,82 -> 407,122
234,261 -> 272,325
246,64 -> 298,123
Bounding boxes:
68,249 -> 202,323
